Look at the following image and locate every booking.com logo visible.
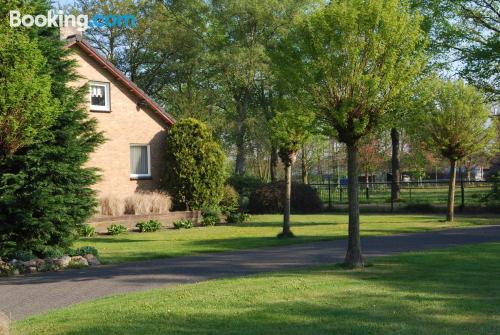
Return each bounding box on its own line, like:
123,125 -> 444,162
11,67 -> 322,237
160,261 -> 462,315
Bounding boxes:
9,10 -> 137,32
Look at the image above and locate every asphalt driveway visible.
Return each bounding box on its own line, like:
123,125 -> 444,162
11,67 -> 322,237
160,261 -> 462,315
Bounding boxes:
2,225 -> 500,320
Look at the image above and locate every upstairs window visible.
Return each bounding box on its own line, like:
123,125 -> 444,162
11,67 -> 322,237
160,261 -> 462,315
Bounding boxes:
90,82 -> 110,111
130,144 -> 151,179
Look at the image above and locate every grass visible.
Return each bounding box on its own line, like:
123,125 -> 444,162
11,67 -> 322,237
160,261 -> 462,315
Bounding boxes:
14,242 -> 500,335
75,214 -> 499,264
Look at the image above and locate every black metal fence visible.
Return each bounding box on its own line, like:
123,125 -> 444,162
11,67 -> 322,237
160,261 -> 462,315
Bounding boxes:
309,180 -> 493,209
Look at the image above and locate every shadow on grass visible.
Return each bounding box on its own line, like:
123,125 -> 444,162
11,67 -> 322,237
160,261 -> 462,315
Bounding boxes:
79,237 -> 155,244
180,235 -> 336,250
28,244 -> 500,335
238,220 -> 345,228
46,303 -> 466,335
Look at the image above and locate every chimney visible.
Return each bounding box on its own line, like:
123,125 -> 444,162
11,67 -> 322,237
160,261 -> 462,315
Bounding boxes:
60,25 -> 83,40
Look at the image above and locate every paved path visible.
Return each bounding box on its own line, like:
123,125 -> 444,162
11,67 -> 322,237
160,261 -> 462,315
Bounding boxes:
2,225 -> 500,320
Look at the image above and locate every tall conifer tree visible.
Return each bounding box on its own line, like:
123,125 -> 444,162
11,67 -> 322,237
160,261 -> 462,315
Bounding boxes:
0,1 -> 104,257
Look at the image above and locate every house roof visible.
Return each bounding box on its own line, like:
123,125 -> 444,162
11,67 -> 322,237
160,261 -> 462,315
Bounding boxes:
65,36 -> 175,126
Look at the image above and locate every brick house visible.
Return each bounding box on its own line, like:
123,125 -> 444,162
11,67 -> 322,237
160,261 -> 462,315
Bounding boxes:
64,34 -> 175,199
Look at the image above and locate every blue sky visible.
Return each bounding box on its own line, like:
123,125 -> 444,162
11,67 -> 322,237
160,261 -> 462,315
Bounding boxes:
53,0 -> 75,8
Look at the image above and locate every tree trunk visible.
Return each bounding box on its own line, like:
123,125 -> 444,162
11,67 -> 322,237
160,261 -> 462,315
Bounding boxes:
270,147 -> 278,182
282,163 -> 293,237
278,150 -> 296,238
391,128 -> 401,201
317,154 -> 323,181
435,166 -> 438,186
234,94 -> 248,176
446,159 -> 457,222
301,145 -> 309,184
344,142 -> 363,268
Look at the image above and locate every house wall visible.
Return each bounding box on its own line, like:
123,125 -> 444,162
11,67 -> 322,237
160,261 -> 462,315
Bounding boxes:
70,48 -> 168,199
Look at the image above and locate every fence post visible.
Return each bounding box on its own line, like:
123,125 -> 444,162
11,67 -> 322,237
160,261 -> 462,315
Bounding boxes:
328,179 -> 332,210
340,186 -> 343,203
365,185 -> 369,200
409,184 -> 412,201
390,181 -> 394,212
460,167 -> 465,212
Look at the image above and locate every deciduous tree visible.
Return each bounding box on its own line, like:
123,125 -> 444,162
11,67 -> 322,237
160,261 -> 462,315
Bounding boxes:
284,0 -> 427,267
412,78 -> 495,221
270,108 -> 315,237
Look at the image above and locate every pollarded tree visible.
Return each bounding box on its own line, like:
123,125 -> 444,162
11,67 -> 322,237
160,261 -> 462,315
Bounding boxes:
284,0 -> 427,267
164,118 -> 225,210
413,78 -> 495,222
270,108 -> 315,237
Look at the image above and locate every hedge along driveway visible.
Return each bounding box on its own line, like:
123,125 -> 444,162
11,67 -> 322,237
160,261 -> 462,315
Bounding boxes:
74,214 -> 499,264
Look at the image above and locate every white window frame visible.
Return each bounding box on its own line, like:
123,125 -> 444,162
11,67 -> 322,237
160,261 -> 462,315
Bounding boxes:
130,144 -> 151,179
89,81 -> 110,112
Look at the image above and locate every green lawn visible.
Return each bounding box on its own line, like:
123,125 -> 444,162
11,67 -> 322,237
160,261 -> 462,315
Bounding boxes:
15,243 -> 500,335
75,214 -> 499,264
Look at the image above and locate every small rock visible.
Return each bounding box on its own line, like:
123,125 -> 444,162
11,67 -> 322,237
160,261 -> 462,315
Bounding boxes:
26,266 -> 37,274
22,259 -> 37,268
83,254 -> 100,266
53,256 -> 71,268
70,256 -> 89,267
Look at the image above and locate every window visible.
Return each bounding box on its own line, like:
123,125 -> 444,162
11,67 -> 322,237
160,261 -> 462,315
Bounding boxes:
130,144 -> 151,179
90,82 -> 110,111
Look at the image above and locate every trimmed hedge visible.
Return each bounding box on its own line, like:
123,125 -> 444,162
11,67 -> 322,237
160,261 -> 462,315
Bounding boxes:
249,182 -> 323,214
164,118 -> 225,210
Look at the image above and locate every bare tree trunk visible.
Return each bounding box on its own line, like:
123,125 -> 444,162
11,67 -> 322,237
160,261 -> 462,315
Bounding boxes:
301,145 -> 309,184
278,150 -> 295,238
447,159 -> 457,222
282,163 -> 293,236
391,128 -> 401,202
234,94 -> 248,176
344,142 -> 363,268
270,146 -> 278,182
317,153 -> 323,181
